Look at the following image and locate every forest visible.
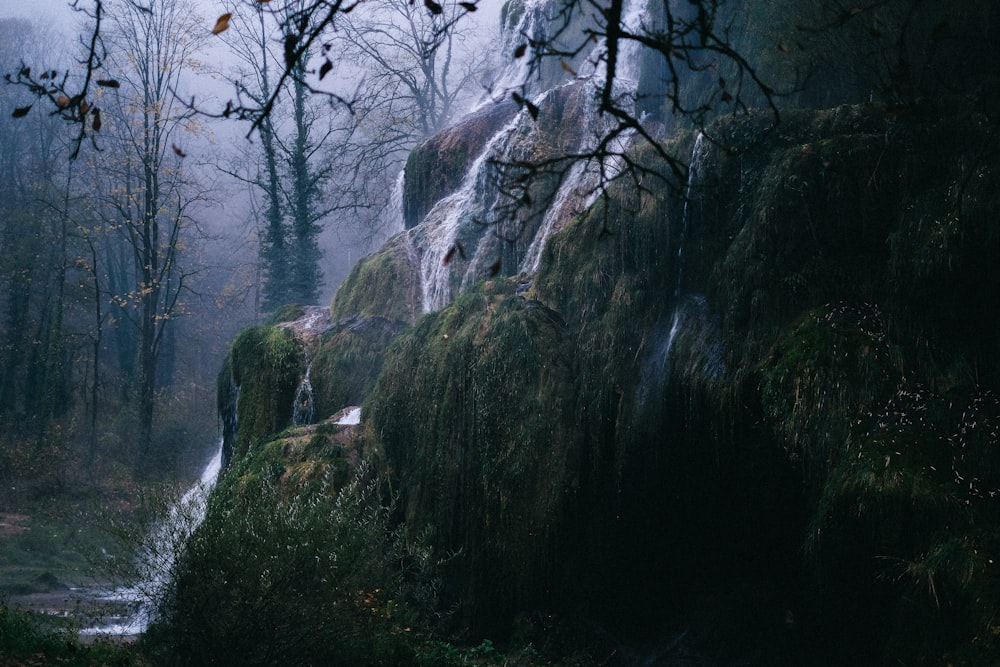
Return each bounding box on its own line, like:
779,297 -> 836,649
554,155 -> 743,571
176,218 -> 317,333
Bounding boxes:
1,0 -> 998,665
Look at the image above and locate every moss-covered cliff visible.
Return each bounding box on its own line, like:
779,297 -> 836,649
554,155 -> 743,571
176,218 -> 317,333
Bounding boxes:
194,99 -> 999,666
375,101 -> 999,662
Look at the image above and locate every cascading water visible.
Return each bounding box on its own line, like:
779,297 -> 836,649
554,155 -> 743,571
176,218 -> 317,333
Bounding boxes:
518,0 -> 650,276
637,133 -> 716,405
674,132 -> 707,297
414,111 -> 524,312
415,0 -> 648,311
293,362 -> 315,426
387,169 -> 406,234
81,442 -> 223,637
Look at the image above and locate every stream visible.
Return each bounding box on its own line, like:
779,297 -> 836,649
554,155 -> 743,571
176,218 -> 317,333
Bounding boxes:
78,441 -> 223,638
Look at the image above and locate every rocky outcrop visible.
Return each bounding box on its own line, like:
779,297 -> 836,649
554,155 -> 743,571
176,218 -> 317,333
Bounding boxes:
208,99 -> 1000,665
403,100 -> 518,230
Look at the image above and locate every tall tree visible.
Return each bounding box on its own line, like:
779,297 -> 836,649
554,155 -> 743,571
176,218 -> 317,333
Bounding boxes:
91,0 -> 207,471
219,0 -> 337,312
0,18 -> 75,433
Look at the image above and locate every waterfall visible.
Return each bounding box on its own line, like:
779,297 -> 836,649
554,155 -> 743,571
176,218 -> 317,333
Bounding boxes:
81,441 -> 224,637
415,0 -> 649,311
292,361 -> 315,426
637,133 -> 715,407
675,132 -> 707,297
387,168 -> 406,234
414,111 -> 523,313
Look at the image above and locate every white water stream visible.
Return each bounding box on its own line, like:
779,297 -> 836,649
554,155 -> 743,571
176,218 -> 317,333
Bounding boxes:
417,0 -> 648,311
80,442 -> 223,637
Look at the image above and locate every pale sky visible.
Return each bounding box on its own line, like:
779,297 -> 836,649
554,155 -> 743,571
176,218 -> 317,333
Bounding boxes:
0,1 -> 501,33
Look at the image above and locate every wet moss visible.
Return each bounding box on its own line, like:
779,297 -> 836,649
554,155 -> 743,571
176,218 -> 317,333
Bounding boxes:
219,325 -> 302,466
368,280 -> 578,632
309,316 -> 406,419
209,100 -> 1000,664
331,233 -> 421,325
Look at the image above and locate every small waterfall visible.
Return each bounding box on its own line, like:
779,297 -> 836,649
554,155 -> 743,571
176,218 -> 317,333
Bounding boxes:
415,112 -> 523,312
387,168 -> 406,233
674,132 -> 707,297
81,441 -> 224,637
637,133 -> 714,408
518,126 -> 616,275
335,406 -> 361,426
292,361 -> 315,426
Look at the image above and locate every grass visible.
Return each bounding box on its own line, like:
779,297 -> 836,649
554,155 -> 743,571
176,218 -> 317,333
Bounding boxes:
0,499 -> 124,597
0,600 -> 141,666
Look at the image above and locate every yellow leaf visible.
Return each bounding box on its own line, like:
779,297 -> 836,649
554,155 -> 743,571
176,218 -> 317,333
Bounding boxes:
212,13 -> 232,35
559,59 -> 577,76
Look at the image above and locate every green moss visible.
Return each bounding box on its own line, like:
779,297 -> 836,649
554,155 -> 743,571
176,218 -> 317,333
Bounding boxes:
309,316 -> 404,419
219,325 -> 303,464
208,101 -> 1000,663
368,281 -> 577,630
331,233 -> 420,325
759,303 -> 904,482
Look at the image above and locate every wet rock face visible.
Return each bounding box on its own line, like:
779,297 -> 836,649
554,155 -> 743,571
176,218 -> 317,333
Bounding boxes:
403,99 -> 518,230
214,77 -> 1000,661
274,305 -> 333,346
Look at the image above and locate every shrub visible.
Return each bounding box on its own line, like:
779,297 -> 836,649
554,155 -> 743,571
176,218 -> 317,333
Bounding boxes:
147,453 -> 443,666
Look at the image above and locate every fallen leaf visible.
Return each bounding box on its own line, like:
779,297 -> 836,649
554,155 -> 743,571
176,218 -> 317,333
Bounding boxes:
212,13 -> 232,35
11,104 -> 31,118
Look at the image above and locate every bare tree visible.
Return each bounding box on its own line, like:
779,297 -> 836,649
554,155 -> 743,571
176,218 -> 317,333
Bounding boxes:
88,0 -> 209,471
216,0 -> 344,311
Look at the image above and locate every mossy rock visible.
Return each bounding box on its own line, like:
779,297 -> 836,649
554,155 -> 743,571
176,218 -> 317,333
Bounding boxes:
217,325 -> 303,466
309,316 -> 407,419
404,100 -> 518,229
368,280 -> 578,631
331,233 -> 421,325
